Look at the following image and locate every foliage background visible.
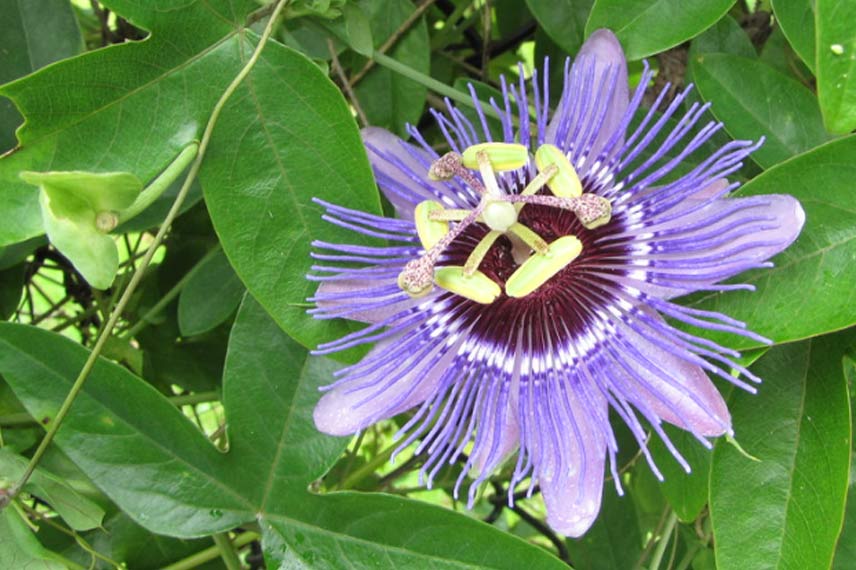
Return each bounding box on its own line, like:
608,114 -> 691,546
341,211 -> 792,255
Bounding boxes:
0,0 -> 854,568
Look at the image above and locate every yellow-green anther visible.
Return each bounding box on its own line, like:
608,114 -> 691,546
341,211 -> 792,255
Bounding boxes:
464,230 -> 502,276
415,200 -> 450,249
507,222 -> 549,254
435,266 -> 502,304
461,143 -> 529,171
505,235 -> 583,298
535,144 -> 582,198
483,200 -> 518,232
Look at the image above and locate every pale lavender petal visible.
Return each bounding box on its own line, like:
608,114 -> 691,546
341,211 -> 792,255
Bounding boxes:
362,127 -> 464,218
606,193 -> 805,299
538,385 -> 607,537
545,29 -> 629,161
313,335 -> 457,436
313,278 -> 431,324
614,313 -> 731,437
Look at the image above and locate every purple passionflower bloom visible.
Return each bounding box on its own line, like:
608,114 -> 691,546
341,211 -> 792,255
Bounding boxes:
308,30 -> 804,536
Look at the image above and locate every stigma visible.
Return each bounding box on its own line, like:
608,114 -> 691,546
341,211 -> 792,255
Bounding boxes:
398,143 -> 612,303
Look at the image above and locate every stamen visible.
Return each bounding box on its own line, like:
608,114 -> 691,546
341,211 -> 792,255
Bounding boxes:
475,151 -> 502,196
507,222 -> 549,254
520,163 -> 558,197
428,209 -> 471,221
461,143 -> 529,171
535,144 -> 583,198
397,257 -> 435,298
572,194 -> 613,229
464,230 -> 502,276
428,152 -> 486,193
435,266 -> 502,304
505,193 -> 613,229
505,235 -> 583,298
414,201 -> 450,249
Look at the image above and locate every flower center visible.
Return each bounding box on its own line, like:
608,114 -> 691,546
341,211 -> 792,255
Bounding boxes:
397,143 -> 612,303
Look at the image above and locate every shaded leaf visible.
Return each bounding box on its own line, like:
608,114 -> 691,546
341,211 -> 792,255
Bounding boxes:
0,509 -> 65,570
525,0 -> 594,57
710,333 -> 852,570
353,0 -> 430,136
649,425 -> 713,523
585,0 -> 736,60
771,0 -> 816,72
0,263 -> 24,320
178,250 -> 244,337
0,448 -> 105,531
0,0 -> 82,152
690,14 -> 755,58
565,489 -> 642,570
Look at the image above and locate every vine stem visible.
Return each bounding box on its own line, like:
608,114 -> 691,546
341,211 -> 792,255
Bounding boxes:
648,510 -> 679,570
371,51 -> 503,120
0,0 -> 291,511
213,532 -> 244,570
163,532 -> 259,570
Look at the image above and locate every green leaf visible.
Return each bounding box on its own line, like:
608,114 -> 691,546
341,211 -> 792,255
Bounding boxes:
0,304 -> 567,569
0,0 -> 259,247
689,135 -> 856,349
770,0 -> 816,72
0,509 -> 65,570
585,0 -> 737,60
710,333 -> 852,570
760,26 -> 813,81
525,0 -> 594,57
0,448 -> 105,531
353,0 -> 430,136
200,37 -> 382,354
90,513 -> 221,570
178,250 -> 245,337
690,54 -> 830,169
342,3 -> 374,57
833,355 -> 856,570
816,0 -> 856,133
690,14 -> 755,58
649,425 -> 713,523
0,263 -> 24,320
0,0 -> 82,152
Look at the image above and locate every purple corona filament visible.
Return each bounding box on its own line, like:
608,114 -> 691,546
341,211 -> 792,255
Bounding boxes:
308,30 -> 805,536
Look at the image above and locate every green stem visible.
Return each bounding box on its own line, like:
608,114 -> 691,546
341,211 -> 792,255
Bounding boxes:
120,245 -> 221,340
118,142 -> 199,223
0,391 -> 219,428
0,0 -> 290,511
340,440 -> 397,490
213,533 -> 244,570
648,510 -> 678,570
371,51 -> 502,120
163,532 -> 259,570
